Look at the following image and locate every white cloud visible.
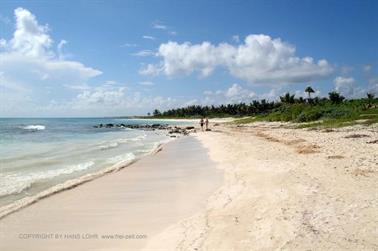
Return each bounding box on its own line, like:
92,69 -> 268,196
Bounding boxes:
152,21 -> 167,30
141,34 -> 333,85
9,8 -> 53,58
152,21 -> 176,36
131,49 -> 156,57
203,83 -> 257,104
76,86 -> 126,105
333,76 -> 368,98
143,35 -> 156,40
139,63 -> 163,75
225,83 -> 256,100
0,8 -> 102,116
334,76 -> 355,97
70,84 -> 180,116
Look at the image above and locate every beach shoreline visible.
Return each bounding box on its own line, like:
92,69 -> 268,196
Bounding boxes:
0,139 -> 166,220
0,135 -> 223,251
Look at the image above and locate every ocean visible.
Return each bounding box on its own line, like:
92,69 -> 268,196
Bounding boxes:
0,118 -> 189,215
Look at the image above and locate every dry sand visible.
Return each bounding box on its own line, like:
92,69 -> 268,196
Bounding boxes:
0,137 -> 222,251
144,122 -> 378,251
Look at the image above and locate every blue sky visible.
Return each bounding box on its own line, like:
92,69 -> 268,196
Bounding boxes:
0,0 -> 377,117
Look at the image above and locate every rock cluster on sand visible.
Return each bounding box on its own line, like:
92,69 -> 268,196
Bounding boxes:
93,123 -> 196,136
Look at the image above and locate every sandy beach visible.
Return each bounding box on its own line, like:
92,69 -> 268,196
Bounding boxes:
144,122 -> 378,251
1,121 -> 377,251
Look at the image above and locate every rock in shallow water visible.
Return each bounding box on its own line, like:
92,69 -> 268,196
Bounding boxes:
93,123 -> 195,135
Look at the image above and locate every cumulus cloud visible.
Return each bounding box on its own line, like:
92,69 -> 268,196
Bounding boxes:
140,34 -> 333,84
8,8 -> 54,57
76,86 -> 126,105
203,83 -> 257,104
70,84 -> 180,116
0,8 -> 101,116
333,76 -> 367,98
139,63 -> 163,75
225,83 -> 256,101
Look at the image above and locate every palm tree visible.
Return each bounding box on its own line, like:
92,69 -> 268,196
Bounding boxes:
305,86 -> 315,99
280,92 -> 295,104
367,93 -> 375,108
367,92 -> 375,100
153,109 -> 161,116
328,91 -> 345,104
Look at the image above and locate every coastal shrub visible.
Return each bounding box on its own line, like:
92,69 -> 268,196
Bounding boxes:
322,106 -> 357,119
296,110 -> 323,122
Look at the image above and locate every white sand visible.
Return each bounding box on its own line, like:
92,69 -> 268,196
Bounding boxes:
0,137 -> 222,251
144,122 -> 378,250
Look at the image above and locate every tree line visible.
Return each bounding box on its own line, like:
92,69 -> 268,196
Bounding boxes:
150,87 -> 376,118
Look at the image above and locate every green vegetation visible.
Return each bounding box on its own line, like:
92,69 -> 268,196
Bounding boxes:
150,87 -> 378,128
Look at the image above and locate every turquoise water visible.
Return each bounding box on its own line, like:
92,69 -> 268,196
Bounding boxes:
0,118 -> 187,209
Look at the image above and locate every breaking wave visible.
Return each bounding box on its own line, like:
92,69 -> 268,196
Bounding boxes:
22,125 -> 46,130
0,161 -> 95,197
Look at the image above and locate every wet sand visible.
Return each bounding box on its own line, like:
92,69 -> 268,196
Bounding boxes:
0,136 -> 223,251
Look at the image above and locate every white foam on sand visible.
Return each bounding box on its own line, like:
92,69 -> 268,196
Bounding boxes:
0,161 -> 95,197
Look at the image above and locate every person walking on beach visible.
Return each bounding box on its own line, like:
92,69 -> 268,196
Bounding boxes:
205,118 -> 209,130
200,118 -> 204,131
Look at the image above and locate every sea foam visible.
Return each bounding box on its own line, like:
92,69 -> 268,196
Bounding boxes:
106,152 -> 136,164
22,125 -> 46,130
0,161 -> 95,197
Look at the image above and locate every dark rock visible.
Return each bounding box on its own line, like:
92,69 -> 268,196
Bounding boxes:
93,123 -> 195,136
